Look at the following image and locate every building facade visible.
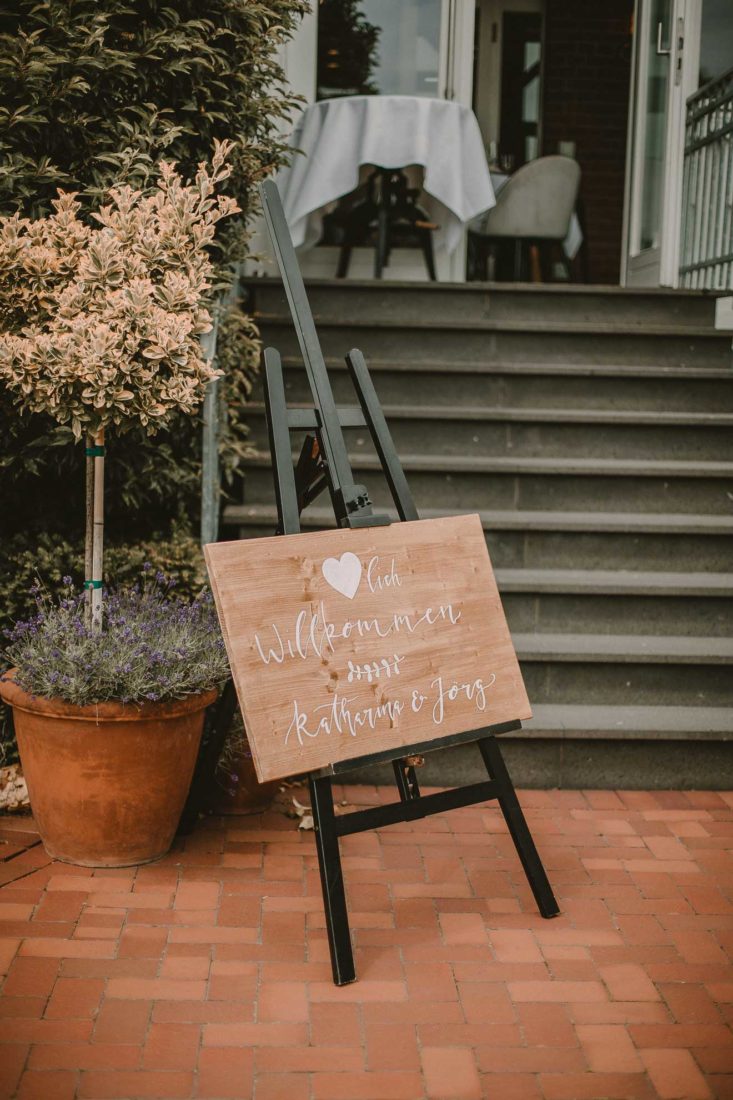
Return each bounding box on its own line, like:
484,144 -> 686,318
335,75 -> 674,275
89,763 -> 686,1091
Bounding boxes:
276,0 -> 733,288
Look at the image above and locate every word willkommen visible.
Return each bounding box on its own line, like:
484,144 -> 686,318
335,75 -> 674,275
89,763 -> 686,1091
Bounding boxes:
254,600 -> 461,667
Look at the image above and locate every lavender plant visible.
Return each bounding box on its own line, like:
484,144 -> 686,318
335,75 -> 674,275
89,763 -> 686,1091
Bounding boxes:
3,573 -> 229,708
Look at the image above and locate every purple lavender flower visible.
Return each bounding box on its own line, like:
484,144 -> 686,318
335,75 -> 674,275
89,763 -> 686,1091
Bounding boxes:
3,574 -> 229,708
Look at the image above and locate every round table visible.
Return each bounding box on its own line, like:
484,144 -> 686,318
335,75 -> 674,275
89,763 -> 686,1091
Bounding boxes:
276,95 -> 497,257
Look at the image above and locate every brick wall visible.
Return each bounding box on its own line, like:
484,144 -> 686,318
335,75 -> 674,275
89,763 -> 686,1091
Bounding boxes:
541,0 -> 634,284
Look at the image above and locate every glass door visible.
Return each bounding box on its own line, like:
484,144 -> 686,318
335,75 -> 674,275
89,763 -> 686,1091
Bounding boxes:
624,0 -> 702,285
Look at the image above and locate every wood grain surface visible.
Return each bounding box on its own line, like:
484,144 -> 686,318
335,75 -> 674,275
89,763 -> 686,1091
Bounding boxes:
205,515 -> 531,782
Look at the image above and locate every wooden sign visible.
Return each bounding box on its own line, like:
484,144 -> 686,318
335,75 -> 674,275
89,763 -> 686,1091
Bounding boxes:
204,514 -> 531,782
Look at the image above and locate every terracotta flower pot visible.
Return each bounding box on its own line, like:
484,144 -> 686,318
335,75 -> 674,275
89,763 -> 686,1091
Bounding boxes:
0,673 -> 217,867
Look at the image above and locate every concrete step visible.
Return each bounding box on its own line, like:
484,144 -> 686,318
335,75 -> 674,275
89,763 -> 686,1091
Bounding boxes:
278,359 -> 733,412
239,451 -> 733,514
223,503 -> 733,573
224,501 -> 733,535
355,722 -> 733,789
222,501 -> 733,627
501,570 -> 733,638
518,632 -> 732,708
246,278 -> 721,328
242,402 -> 733,461
515,631 -> 733,663
258,315 -> 732,368
497,568 -> 733,595
240,449 -> 733,479
246,400 -> 733,427
501,580 -> 730,633
238,279 -> 733,784
376,704 -> 733,788
523,703 -> 733,740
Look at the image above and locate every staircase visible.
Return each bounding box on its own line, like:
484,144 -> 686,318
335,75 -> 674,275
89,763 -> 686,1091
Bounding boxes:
224,280 -> 733,788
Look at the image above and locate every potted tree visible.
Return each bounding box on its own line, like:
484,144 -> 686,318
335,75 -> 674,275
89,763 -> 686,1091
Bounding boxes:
0,144 -> 236,866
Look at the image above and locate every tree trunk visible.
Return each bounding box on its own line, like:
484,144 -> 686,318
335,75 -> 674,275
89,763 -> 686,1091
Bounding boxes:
90,426 -> 105,633
84,429 -> 105,632
84,436 -> 94,629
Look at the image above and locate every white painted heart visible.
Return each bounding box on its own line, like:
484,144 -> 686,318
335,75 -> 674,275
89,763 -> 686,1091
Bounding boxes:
321,552 -> 362,600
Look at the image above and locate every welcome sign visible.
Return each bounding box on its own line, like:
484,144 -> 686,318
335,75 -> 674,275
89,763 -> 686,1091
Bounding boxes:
205,514 -> 531,782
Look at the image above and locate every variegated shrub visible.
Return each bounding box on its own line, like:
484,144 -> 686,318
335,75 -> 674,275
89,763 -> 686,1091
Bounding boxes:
0,140 -> 238,439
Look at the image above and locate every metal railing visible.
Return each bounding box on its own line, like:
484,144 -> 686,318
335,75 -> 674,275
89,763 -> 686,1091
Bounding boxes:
679,66 -> 733,289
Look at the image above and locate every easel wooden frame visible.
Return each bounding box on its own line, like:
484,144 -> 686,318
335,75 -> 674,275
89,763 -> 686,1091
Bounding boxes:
207,181 -> 559,985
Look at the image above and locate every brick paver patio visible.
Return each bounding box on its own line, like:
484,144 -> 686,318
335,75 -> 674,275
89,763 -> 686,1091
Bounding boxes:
1,786 -> 732,1100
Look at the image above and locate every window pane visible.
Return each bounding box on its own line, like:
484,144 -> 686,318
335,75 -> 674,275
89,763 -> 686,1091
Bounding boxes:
699,0 -> 733,86
317,0 -> 442,100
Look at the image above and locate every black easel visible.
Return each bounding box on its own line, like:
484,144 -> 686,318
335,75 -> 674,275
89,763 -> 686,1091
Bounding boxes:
255,179 -> 558,986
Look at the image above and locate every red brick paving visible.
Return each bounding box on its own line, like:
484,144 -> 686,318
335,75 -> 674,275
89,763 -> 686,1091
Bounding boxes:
1,786 -> 732,1099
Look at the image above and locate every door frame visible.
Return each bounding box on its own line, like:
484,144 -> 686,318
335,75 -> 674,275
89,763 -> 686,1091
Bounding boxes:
440,0 -> 477,106
440,0 -> 477,279
621,0 -> 702,286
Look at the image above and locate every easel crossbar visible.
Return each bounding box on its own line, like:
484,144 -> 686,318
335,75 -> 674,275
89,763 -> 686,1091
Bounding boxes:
334,780 -> 500,837
287,407 -> 366,431
313,719 -> 522,778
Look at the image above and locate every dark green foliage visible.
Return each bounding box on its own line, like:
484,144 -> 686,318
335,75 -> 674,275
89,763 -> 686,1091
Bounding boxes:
1,401 -> 200,541
0,0 -> 307,540
215,303 -> 262,489
0,1 -> 309,758
0,0 -> 310,236
0,527 -> 208,641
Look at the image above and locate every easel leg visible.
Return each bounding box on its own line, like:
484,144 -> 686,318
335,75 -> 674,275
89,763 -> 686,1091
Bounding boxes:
392,759 -> 421,801
309,775 -> 356,985
478,737 -> 560,919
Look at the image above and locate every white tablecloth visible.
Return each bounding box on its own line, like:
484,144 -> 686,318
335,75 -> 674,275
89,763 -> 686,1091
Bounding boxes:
277,95 -> 496,255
